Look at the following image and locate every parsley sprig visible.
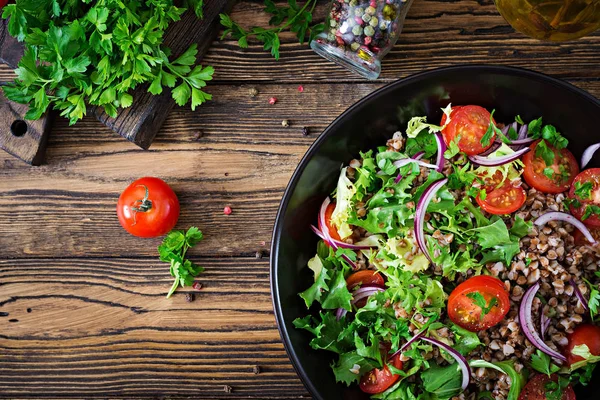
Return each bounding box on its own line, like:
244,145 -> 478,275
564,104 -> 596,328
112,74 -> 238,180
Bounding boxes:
220,0 -> 325,60
2,0 -> 213,125
466,291 -> 498,320
159,227 -> 205,298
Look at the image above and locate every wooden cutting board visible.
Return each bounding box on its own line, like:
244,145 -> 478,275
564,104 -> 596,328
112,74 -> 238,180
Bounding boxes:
0,0 -> 234,164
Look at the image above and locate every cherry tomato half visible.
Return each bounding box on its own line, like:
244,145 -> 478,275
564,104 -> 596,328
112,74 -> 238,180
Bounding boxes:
448,275 -> 510,332
573,228 -> 600,246
518,374 -> 576,400
359,354 -> 403,394
569,168 -> 600,227
564,324 -> 600,366
476,181 -> 527,215
324,202 -> 342,241
346,270 -> 385,289
117,177 -> 180,238
522,140 -> 579,194
440,105 -> 495,156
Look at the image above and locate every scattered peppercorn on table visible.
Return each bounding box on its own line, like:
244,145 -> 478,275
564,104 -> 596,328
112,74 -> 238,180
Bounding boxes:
0,1 -> 599,398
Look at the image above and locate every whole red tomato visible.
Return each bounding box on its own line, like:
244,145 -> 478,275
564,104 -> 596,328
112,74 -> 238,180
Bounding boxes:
117,177 -> 180,238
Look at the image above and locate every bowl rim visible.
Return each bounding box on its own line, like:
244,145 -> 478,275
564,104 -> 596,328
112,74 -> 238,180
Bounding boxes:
269,64 -> 600,399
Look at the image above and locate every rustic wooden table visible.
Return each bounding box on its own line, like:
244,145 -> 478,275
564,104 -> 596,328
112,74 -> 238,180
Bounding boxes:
0,0 -> 599,398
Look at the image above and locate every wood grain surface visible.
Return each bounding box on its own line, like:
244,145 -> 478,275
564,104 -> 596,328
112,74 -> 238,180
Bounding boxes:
1,0 -> 599,398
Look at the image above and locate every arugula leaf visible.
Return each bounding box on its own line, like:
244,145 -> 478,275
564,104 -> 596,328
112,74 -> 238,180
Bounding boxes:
331,351 -> 378,386
299,263 -> 330,308
449,323 -> 482,355
421,363 -> 462,399
531,350 -> 560,377
469,359 -> 525,400
466,291 -> 498,320
510,216 -> 533,238
321,269 -> 353,311
158,227 -> 205,298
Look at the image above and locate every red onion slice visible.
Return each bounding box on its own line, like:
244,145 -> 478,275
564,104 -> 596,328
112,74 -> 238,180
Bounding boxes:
468,147 -> 530,167
420,336 -> 471,391
311,225 -> 375,250
435,132 -> 446,172
389,327 -> 427,360
506,138 -> 534,145
519,282 -> 567,362
351,286 -> 384,306
336,307 -> 347,320
582,142 -> 600,169
393,158 -> 438,170
518,124 -> 528,140
570,279 -> 589,311
414,178 -> 448,264
394,152 -> 427,183
481,142 -> 501,156
413,151 -> 425,161
540,310 -> 550,338
534,212 -> 597,245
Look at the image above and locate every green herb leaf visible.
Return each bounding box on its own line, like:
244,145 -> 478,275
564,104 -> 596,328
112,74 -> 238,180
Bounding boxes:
466,291 -> 499,320
574,181 -> 594,200
160,227 -> 205,298
531,350 -> 560,377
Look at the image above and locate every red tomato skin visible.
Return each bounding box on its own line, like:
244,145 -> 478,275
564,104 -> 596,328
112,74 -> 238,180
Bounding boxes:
346,270 -> 385,289
569,168 -> 600,227
522,140 -> 579,194
324,202 -> 342,241
448,275 -> 510,332
476,182 -> 527,215
359,355 -> 403,394
518,374 -> 576,400
564,324 -> 600,366
440,105 -> 495,156
573,228 -> 600,246
0,0 -> 8,8
117,177 -> 180,238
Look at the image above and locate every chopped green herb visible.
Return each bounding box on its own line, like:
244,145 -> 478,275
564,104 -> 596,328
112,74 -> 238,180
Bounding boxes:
581,204 -> 600,221
544,376 -> 571,400
574,181 -> 594,200
466,291 -> 498,320
515,115 -> 525,125
535,140 -> 556,167
543,167 -> 555,180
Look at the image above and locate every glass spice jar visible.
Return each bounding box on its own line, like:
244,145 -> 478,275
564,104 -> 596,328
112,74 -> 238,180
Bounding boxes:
311,0 -> 414,80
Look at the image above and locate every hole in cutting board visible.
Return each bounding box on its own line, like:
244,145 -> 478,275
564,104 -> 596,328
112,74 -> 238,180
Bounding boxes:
10,120 -> 28,137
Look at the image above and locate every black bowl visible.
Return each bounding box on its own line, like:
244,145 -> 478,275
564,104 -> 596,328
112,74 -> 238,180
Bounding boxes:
271,65 -> 600,400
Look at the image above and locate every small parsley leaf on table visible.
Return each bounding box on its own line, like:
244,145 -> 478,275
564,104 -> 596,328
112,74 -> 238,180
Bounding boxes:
159,227 -> 205,298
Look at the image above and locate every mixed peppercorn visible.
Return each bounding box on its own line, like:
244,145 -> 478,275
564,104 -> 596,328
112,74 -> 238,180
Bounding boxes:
316,0 -> 408,68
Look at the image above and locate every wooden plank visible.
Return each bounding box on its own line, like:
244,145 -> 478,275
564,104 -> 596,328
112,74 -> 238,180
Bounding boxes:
0,19 -> 52,166
92,0 -> 236,149
205,0 -> 600,82
0,257 -> 308,398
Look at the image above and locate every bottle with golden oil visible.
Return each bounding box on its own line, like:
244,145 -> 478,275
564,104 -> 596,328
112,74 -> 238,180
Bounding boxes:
495,0 -> 600,41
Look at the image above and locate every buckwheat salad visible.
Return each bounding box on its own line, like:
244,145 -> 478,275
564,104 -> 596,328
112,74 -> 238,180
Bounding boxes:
294,104 -> 600,400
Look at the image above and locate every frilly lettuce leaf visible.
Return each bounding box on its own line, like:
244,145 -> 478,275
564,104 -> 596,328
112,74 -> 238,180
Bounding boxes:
331,167 -> 356,239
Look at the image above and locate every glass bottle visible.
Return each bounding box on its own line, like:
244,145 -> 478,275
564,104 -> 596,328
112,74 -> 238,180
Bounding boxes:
495,0 -> 600,41
310,0 -> 414,80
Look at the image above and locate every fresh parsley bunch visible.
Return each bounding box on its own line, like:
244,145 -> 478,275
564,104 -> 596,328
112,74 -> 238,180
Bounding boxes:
158,227 -> 205,298
2,0 -> 212,125
220,0 -> 325,60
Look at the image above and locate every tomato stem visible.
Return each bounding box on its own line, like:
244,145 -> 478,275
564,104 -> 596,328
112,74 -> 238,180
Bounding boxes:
130,185 -> 153,226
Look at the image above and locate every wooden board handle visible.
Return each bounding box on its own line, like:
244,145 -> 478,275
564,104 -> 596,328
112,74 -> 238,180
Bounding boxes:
0,19 -> 52,165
